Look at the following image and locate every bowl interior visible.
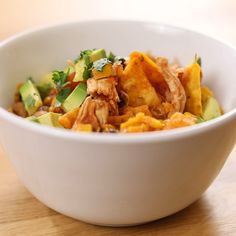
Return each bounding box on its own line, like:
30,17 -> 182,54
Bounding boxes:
0,21 -> 236,113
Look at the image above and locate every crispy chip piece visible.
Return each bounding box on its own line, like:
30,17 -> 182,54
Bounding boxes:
163,112 -> 197,130
120,112 -> 164,133
183,63 -> 202,116
119,55 -> 162,109
58,107 -> 80,129
73,123 -> 93,132
129,52 -> 171,109
130,52 -> 164,84
122,105 -> 152,116
108,105 -> 152,126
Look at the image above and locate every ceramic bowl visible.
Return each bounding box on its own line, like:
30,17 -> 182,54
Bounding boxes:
0,20 -> 236,226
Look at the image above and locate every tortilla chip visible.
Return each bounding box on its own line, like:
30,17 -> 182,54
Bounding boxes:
183,63 -> 202,116
120,112 -> 164,133
130,52 -> 164,85
119,55 -> 162,108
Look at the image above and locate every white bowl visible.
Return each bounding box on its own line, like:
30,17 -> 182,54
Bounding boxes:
0,20 -> 236,226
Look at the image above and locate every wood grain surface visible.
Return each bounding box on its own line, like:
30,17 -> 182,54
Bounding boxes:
0,146 -> 236,236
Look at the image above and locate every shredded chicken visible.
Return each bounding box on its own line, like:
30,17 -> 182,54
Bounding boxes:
87,77 -> 119,101
156,57 -> 186,116
73,96 -> 109,131
73,76 -> 120,131
95,99 -> 109,125
87,77 -> 120,115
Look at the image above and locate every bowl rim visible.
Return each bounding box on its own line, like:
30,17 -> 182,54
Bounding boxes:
0,19 -> 236,144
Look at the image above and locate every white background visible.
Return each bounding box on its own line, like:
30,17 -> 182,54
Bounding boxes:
1,0 -> 236,44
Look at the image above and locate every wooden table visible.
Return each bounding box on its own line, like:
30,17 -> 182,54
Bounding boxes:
0,145 -> 236,235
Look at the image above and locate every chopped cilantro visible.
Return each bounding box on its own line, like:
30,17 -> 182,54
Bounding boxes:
81,51 -> 93,80
52,69 -> 70,89
83,59 -> 93,80
74,50 -> 91,63
194,54 -> 202,67
107,52 -> 116,63
83,55 -> 89,66
55,87 -> 71,107
27,77 -> 35,83
93,58 -> 112,71
74,57 -> 80,64
74,49 -> 93,63
51,69 -> 72,107
79,49 -> 93,60
83,67 -> 92,80
74,50 -> 94,80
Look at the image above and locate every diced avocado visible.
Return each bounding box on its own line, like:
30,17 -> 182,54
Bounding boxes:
92,63 -> 114,79
89,49 -> 106,62
73,59 -> 86,82
73,49 -> 106,82
37,73 -> 55,98
26,116 -> 39,123
38,73 -> 55,87
62,83 -> 87,112
19,79 -> 43,115
202,97 -> 222,121
37,112 -> 62,127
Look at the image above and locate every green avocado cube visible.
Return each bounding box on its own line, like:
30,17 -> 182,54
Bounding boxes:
37,73 -> 55,98
73,59 -> 86,82
202,97 -> 222,121
62,83 -> 87,112
26,116 -> 39,123
73,49 -> 106,82
89,49 -> 106,62
37,112 -> 62,127
19,79 -> 43,115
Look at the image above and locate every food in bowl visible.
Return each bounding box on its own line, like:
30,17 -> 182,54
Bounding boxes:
10,49 -> 222,133
1,21 -> 236,226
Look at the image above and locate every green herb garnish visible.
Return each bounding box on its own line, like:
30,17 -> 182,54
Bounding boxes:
74,49 -> 93,63
27,76 -> 35,83
52,69 -> 71,106
52,69 -> 70,89
75,50 -> 94,80
83,59 -> 93,80
194,54 -> 202,67
56,88 -> 71,104
93,58 -> 112,71
107,52 -> 116,63
82,52 -> 93,80
80,49 -> 93,59
83,66 -> 92,80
